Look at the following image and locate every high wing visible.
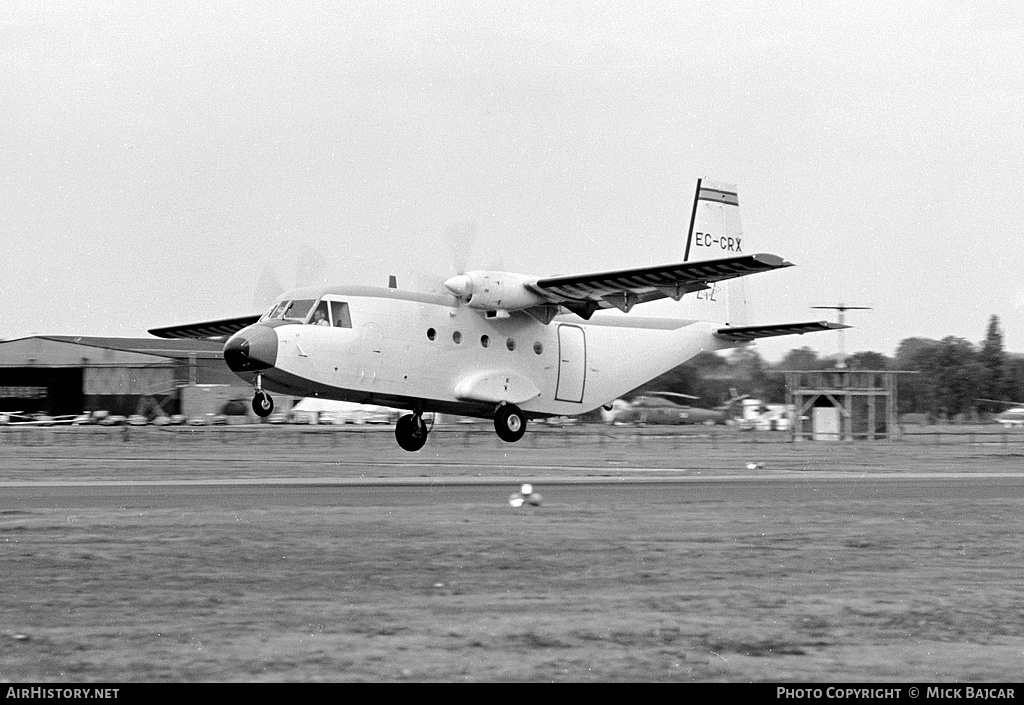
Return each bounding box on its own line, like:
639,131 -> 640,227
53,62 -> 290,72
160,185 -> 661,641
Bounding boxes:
148,314 -> 261,340
714,321 -> 849,343
526,252 -> 791,318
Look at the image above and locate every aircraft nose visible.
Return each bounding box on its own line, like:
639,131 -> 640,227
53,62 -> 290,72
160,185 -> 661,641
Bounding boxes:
223,325 -> 278,372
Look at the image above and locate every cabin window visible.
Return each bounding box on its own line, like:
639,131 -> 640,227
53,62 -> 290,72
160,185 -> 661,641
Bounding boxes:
533,342 -> 543,355
330,301 -> 352,328
453,331 -> 462,344
506,338 -> 516,351
480,335 -> 490,348
310,301 -> 331,326
427,328 -> 436,341
282,299 -> 315,322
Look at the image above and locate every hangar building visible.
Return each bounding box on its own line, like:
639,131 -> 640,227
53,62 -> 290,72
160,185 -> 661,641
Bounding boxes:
0,336 -> 250,418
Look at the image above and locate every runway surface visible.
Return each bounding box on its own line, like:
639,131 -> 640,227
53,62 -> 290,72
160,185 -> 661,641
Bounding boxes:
4,432 -> 1024,682
4,473 -> 1024,510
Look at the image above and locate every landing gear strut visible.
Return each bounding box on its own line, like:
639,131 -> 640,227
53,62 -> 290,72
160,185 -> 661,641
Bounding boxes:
252,375 -> 274,418
395,412 -> 429,452
494,402 -> 527,443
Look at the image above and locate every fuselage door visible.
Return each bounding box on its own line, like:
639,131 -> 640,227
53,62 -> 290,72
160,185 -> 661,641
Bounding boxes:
555,324 -> 586,403
359,322 -> 383,384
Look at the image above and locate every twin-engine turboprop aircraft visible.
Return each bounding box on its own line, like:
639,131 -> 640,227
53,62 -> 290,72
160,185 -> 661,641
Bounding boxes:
150,179 -> 846,451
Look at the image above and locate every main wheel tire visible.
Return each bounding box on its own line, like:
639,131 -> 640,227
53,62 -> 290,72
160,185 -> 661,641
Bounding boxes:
395,413 -> 428,452
494,403 -> 526,443
252,391 -> 274,417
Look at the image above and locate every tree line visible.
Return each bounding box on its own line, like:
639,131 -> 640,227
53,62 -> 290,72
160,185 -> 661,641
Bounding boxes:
630,315 -> 1023,420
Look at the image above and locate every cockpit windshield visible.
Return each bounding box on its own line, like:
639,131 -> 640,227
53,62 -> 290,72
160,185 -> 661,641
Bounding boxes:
264,301 -> 288,320
281,299 -> 315,322
260,298 -> 351,327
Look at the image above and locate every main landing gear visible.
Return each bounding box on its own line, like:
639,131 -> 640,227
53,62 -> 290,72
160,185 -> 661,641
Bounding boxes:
494,402 -> 527,443
393,402 -> 528,451
395,412 -> 429,452
251,375 -> 274,418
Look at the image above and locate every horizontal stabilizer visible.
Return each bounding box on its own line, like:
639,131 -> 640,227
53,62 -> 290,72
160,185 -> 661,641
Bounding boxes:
714,321 -> 849,343
148,314 -> 261,340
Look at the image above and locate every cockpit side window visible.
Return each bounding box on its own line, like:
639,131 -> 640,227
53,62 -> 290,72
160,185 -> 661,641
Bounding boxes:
282,299 -> 315,322
330,301 -> 352,328
310,300 -> 331,326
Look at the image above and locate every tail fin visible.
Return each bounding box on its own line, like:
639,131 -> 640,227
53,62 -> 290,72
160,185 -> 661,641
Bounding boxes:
681,178 -> 748,326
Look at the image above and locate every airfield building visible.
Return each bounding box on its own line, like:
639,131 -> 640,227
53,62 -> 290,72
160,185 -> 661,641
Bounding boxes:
0,336 -> 250,418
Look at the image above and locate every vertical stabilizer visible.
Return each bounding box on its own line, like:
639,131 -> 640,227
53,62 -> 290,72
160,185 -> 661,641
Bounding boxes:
681,178 -> 748,326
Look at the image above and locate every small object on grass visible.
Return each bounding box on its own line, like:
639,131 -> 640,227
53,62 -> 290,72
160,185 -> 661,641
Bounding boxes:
510,483 -> 543,507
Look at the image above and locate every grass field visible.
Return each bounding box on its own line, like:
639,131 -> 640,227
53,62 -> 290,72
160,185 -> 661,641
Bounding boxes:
1,426 -> 1023,682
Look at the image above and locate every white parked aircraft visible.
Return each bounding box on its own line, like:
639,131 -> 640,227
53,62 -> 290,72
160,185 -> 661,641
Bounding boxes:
995,408 -> 1024,427
150,179 -> 846,451
289,397 -> 400,425
977,399 -> 1024,427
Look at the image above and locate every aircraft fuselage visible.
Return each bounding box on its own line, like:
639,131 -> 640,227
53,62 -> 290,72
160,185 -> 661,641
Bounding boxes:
225,284 -> 740,421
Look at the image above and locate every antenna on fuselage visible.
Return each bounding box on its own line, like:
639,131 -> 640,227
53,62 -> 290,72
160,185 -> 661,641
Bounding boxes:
810,303 -> 872,368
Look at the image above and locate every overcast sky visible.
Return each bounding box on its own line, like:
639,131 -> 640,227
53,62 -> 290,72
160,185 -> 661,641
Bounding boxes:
2,1 -> 1022,362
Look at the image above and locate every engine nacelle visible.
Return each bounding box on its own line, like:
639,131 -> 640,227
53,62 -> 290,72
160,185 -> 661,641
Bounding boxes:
443,271 -> 547,311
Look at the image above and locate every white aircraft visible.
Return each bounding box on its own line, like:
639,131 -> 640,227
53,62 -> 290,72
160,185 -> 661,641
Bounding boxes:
977,399 -> 1024,427
996,408 -> 1024,427
289,397 -> 401,425
150,178 -> 846,451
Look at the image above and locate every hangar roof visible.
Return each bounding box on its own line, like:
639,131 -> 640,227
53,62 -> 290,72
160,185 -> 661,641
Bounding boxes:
41,336 -> 224,359
0,336 -> 224,367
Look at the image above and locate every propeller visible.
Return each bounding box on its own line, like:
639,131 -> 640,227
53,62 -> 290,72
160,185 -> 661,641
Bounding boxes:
438,220 -> 478,303
294,244 -> 327,289
249,224 -> 511,311
251,266 -> 285,311
444,221 -> 478,276
415,220 -> 509,300
250,244 -> 333,311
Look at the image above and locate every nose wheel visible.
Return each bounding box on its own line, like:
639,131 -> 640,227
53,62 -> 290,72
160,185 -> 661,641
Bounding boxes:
395,413 -> 429,452
494,402 -> 527,443
252,390 -> 274,418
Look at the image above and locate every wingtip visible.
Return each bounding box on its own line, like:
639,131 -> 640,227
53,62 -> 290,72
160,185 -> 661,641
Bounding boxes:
751,253 -> 793,267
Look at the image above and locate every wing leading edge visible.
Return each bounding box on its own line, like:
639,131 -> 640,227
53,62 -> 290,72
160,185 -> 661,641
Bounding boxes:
148,314 -> 261,340
526,252 -> 791,317
714,321 -> 849,343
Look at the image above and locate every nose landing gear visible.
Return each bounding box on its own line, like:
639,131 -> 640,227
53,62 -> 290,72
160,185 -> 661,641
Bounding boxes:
252,391 -> 274,417
395,412 -> 429,452
251,375 -> 274,418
